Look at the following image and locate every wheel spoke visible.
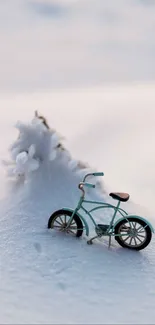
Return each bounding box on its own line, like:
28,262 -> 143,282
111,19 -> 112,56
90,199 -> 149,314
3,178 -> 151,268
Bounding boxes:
68,229 -> 76,235
131,222 -> 135,229
59,215 -> 64,224
71,221 -> 76,226
53,225 -> 62,228
133,237 -> 137,246
138,229 -> 145,234
136,236 -> 143,243
55,220 -> 62,226
137,234 -> 145,238
136,226 -> 144,232
129,237 -> 133,245
134,222 -> 137,230
123,235 -> 131,242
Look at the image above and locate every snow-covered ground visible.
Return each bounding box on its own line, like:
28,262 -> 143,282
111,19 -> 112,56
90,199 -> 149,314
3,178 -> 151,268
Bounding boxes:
1,0 -> 155,324
0,85 -> 155,324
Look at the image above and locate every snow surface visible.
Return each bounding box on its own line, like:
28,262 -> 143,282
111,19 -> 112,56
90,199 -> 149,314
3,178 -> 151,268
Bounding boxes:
1,0 -> 155,323
0,86 -> 155,324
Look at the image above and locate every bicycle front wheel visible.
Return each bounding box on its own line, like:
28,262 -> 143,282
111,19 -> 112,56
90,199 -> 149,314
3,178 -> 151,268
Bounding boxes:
48,209 -> 83,237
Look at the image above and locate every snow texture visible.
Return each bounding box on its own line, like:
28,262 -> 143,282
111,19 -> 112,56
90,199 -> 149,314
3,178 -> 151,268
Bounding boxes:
0,107 -> 155,325
2,114 -> 104,195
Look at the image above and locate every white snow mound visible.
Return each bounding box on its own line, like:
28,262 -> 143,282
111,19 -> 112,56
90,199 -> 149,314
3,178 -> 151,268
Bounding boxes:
2,112 -> 105,197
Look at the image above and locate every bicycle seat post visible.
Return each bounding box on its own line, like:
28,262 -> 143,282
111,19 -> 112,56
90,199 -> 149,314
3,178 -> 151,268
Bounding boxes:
110,199 -> 121,226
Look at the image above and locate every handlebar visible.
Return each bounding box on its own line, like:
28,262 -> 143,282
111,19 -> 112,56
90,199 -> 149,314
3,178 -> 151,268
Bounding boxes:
83,172 -> 104,182
79,172 -> 104,197
79,182 -> 95,189
93,172 -> 104,177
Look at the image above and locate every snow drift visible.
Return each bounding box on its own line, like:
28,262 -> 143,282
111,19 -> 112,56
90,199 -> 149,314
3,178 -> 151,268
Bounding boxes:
2,110 -> 105,197
0,107 -> 155,325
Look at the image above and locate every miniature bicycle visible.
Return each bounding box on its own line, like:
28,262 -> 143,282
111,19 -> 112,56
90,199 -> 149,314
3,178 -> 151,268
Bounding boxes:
48,172 -> 154,250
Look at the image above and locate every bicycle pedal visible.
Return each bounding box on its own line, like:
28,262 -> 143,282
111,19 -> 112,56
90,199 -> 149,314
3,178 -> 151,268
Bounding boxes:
87,240 -> 93,245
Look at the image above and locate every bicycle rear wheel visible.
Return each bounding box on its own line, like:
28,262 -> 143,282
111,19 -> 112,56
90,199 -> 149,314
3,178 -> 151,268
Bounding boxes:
114,217 -> 152,251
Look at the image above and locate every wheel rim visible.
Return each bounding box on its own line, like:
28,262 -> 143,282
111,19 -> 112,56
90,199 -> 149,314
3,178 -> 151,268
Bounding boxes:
118,221 -> 147,248
51,214 -> 78,235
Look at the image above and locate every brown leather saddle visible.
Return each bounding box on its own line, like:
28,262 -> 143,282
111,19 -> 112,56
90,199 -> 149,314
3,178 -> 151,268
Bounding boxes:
109,192 -> 130,202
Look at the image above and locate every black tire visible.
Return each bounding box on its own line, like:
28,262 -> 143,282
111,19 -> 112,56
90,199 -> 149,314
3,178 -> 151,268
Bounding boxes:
48,209 -> 83,237
114,217 -> 152,251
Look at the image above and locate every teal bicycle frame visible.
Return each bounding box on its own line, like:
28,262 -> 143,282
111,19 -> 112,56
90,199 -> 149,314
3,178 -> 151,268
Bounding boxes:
65,172 -> 154,246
